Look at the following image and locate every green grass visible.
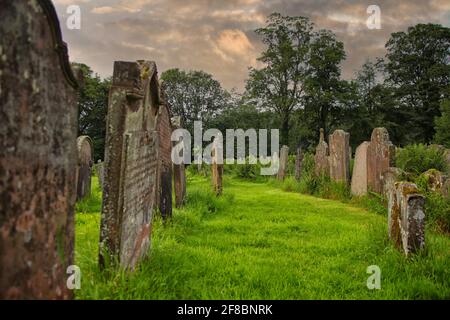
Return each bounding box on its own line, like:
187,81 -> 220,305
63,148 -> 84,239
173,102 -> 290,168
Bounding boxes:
75,175 -> 450,299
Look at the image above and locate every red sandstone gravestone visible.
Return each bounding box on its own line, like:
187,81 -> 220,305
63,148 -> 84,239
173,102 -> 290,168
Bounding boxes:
277,145 -> 289,181
99,60 -> 160,270
156,104 -> 173,220
0,0 -> 79,299
76,136 -> 93,200
329,130 -> 350,184
367,128 -> 395,194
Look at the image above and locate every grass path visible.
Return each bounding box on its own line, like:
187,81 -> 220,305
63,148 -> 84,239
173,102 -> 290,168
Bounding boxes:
75,176 -> 450,299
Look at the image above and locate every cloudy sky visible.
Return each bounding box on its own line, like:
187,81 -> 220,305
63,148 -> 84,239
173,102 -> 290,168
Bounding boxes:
54,0 -> 450,91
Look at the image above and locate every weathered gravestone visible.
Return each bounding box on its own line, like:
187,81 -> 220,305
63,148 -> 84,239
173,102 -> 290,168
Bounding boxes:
156,104 -> 173,220
76,136 -> 93,200
277,145 -> 289,181
99,60 -> 160,270
388,182 -> 425,256
0,0 -> 79,299
314,129 -> 329,176
211,138 -> 224,196
295,147 -> 304,181
329,130 -> 350,183
367,128 -> 395,194
351,142 -> 370,196
95,160 -> 105,190
171,117 -> 186,208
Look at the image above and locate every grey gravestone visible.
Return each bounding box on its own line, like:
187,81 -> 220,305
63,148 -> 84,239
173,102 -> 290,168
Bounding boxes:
388,182 -> 425,256
328,130 -> 350,184
99,60 -> 160,270
212,139 -> 224,196
314,129 -> 329,176
0,0 -> 79,299
76,136 -> 93,200
171,117 -> 186,208
351,142 -> 369,196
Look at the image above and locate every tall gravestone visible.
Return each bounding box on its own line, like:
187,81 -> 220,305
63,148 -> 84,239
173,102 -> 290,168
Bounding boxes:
351,142 -> 370,196
329,130 -> 350,183
314,129 -> 329,176
96,160 -> 105,190
388,182 -> 425,256
76,136 -> 93,200
156,104 -> 173,220
367,128 -> 395,194
0,0 -> 79,299
295,147 -> 304,181
99,60 -> 160,270
211,139 -> 224,196
171,117 -> 186,208
277,145 -> 289,181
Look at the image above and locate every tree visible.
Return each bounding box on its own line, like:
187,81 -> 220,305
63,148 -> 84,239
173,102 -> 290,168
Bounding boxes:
74,63 -> 111,161
245,13 -> 313,147
434,98 -> 450,148
384,24 -> 450,144
160,69 -> 230,133
303,29 -> 346,140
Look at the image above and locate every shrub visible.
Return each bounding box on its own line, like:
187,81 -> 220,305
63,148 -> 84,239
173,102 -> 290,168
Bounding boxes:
395,144 -> 447,178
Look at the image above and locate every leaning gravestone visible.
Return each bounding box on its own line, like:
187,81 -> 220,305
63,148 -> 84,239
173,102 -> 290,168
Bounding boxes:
351,142 -> 370,196
99,60 -> 160,270
171,117 -> 186,208
388,182 -> 425,256
277,145 -> 289,181
314,128 -> 329,176
156,104 -> 173,220
328,130 -> 350,183
0,0 -> 79,299
367,128 -> 395,194
211,139 -> 224,196
76,136 -> 93,200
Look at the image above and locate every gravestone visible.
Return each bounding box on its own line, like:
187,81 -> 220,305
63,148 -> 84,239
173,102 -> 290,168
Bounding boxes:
96,160 -> 105,190
328,130 -> 350,183
351,142 -> 370,196
382,167 -> 402,199
314,129 -> 329,176
367,128 -> 395,194
171,117 -> 186,208
99,60 -> 160,270
295,147 -> 304,181
156,104 -> 173,220
76,136 -> 93,200
277,145 -> 289,181
211,139 -> 224,196
388,182 -> 425,256
0,0 -> 79,299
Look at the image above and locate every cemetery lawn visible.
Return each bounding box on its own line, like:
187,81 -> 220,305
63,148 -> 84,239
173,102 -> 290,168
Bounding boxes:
75,176 -> 450,300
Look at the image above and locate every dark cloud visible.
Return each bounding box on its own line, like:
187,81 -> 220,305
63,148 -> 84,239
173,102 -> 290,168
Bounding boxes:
54,0 -> 450,91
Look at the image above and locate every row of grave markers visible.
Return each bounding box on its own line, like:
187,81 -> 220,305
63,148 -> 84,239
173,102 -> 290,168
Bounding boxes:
274,127 -> 443,256
0,1 -> 186,299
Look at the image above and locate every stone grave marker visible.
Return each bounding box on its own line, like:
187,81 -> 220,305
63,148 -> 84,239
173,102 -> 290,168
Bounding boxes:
0,0 -> 79,299
367,128 -> 395,194
211,138 -> 224,196
295,147 -> 304,181
329,130 -> 350,183
351,142 -> 369,196
76,136 -> 93,200
156,104 -> 173,220
99,60 -> 160,270
277,145 -> 289,181
314,128 -> 329,176
171,117 -> 186,208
